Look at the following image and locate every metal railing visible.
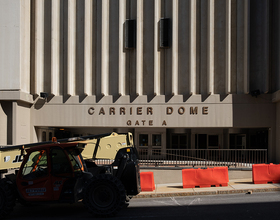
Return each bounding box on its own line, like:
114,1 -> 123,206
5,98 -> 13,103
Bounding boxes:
138,149 -> 268,168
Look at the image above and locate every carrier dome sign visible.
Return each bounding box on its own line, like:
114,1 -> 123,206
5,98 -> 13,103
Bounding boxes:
87,106 -> 211,127
88,106 -> 209,116
32,103 -> 232,127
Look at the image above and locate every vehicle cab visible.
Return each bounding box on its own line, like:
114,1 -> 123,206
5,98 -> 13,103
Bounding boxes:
16,142 -> 88,202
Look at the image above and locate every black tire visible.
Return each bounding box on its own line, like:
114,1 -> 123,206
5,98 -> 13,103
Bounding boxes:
0,178 -> 16,219
83,174 -> 126,217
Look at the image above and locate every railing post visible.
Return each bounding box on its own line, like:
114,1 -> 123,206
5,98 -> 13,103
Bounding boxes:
206,149 -> 208,167
235,150 -> 237,168
175,149 -> 178,167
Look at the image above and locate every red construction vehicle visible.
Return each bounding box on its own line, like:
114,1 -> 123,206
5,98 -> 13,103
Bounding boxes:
0,133 -> 141,218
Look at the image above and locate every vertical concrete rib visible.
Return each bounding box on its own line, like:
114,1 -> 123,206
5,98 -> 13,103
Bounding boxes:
20,0 -> 31,94
67,0 -> 76,96
243,0 -> 249,94
154,0 -> 161,95
189,0 -> 197,95
34,0 -> 44,95
101,0 -> 109,96
51,0 -> 60,96
172,0 -> 179,95
225,0 -> 231,94
277,1 -> 280,90
264,0 -> 270,93
84,0 -> 93,96
119,0 -> 126,96
136,0 -> 143,96
207,0 -> 214,95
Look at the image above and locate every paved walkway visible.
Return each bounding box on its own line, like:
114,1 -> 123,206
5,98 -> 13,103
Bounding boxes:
136,169 -> 280,198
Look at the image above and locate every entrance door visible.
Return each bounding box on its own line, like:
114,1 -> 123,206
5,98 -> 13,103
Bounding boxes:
230,134 -> 246,149
195,134 -> 219,149
171,134 -> 188,149
138,133 -> 162,159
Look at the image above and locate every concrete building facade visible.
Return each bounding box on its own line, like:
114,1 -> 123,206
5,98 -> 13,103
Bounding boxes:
1,0 -> 280,162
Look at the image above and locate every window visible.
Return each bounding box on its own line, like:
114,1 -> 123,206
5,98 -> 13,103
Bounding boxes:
152,135 -> 161,146
42,131 -> 46,142
22,150 -> 48,179
230,134 -> 246,149
208,135 -> 219,147
171,134 -> 188,149
51,147 -> 83,175
49,132 -> 53,141
66,149 -> 83,173
195,134 -> 219,149
195,134 -> 207,149
139,134 -> 148,146
51,148 -> 72,175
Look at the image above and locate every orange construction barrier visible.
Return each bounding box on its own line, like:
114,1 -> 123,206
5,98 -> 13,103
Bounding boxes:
140,172 -> 155,191
253,163 -> 280,184
182,167 -> 229,188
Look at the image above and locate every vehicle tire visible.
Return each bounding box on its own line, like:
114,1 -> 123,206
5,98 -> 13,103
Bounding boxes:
0,178 -> 16,219
83,174 -> 126,217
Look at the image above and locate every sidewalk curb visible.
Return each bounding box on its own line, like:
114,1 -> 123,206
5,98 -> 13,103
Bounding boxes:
135,187 -> 280,198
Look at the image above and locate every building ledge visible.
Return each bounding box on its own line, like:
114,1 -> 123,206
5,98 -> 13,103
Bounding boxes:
45,94 -> 235,105
0,90 -> 34,104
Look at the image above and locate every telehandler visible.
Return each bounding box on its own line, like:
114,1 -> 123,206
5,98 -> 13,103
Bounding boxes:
0,132 -> 141,218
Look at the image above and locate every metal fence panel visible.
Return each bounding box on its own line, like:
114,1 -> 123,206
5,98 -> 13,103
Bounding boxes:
138,149 -> 267,168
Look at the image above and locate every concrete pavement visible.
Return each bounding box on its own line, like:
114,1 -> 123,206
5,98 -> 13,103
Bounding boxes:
136,168 -> 280,198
